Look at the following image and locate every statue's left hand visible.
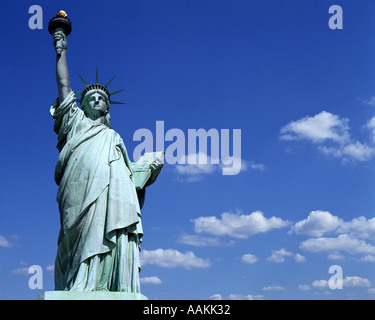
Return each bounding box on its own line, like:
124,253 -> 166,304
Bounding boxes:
145,158 -> 164,187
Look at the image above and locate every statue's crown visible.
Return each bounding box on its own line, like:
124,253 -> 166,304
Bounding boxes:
75,68 -> 125,106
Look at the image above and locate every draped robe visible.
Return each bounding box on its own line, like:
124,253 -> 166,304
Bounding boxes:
50,91 -> 143,292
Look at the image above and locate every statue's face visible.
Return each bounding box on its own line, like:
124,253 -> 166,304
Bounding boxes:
84,91 -> 109,117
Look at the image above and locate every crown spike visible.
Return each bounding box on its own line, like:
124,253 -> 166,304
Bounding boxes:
78,74 -> 89,87
109,89 -> 124,96
104,76 -> 116,88
95,67 -> 99,84
110,101 -> 126,105
78,70 -> 125,105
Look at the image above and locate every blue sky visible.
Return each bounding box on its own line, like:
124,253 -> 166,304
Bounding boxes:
1,0 -> 375,300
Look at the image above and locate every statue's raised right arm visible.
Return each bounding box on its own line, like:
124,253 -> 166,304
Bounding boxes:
53,30 -> 71,104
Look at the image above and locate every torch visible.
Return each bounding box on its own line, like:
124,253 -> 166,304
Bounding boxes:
48,10 -> 72,54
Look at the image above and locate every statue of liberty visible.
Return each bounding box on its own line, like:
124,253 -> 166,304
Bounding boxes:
48,11 -> 163,296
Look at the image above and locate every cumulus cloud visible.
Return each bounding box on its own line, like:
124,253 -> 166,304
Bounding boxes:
280,111 -> 350,144
227,294 -> 264,300
358,96 -> 375,106
299,234 -> 375,256
262,285 -> 286,291
301,276 -> 372,291
360,255 -> 375,262
192,211 -> 290,239
292,211 -> 375,239
174,153 -> 265,182
46,264 -> 54,273
0,235 -> 15,248
9,267 -> 30,276
319,142 -> 374,162
327,252 -> 345,260
294,253 -> 307,263
337,216 -> 375,239
280,111 -> 375,162
241,254 -> 258,264
366,115 -> 375,143
177,233 -> 234,247
267,248 -> 293,263
10,264 -> 54,276
291,211 -> 343,237
267,248 -> 305,263
221,158 -> 265,174
292,211 -> 375,261
140,248 -> 211,269
140,276 -> 163,285
298,284 -> 311,291
174,153 -> 217,182
344,276 -> 372,288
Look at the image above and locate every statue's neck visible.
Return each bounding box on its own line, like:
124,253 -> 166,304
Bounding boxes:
88,114 -> 106,125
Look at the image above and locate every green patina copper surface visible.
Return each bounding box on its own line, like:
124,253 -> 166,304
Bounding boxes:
45,11 -> 163,299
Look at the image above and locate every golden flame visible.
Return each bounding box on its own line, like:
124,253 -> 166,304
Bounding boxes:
56,10 -> 68,18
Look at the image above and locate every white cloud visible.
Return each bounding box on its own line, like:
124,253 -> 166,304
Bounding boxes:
292,211 -> 375,239
337,216 -> 375,239
366,115 -> 375,143
266,248 -> 305,263
10,264 -> 55,276
176,234 -> 234,247
298,284 -> 312,291
227,294 -> 264,300
280,111 -> 375,162
9,267 -> 30,276
344,276 -> 371,288
174,153 -> 265,182
140,248 -> 211,269
192,211 -> 290,239
311,279 -> 328,290
221,158 -> 265,174
209,294 -> 223,300
358,96 -> 375,106
241,254 -> 258,264
294,253 -> 306,263
319,142 -> 374,162
293,212 -> 375,260
280,111 -> 350,144
248,162 -> 265,171
360,255 -> 375,262
46,264 -> 54,273
307,276 -> 371,290
0,235 -> 14,248
175,152 -> 217,182
327,252 -> 345,260
140,276 -> 163,285
262,285 -> 286,291
292,210 -> 343,237
267,248 -> 299,263
299,234 -> 375,256
267,248 -> 293,263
